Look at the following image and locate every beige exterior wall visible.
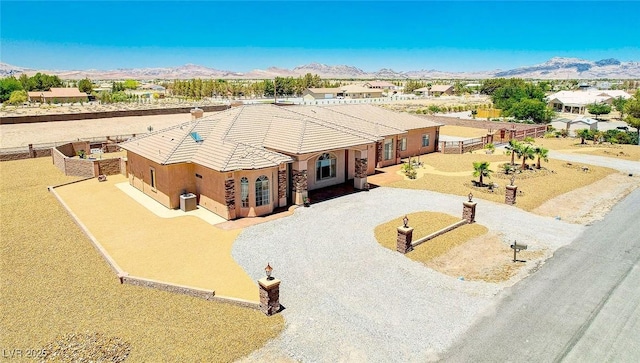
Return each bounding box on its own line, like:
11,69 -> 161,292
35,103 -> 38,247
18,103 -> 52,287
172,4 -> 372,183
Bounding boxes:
399,127 -> 438,159
126,152 -> 195,209
306,150 -> 347,190
232,167 -> 280,218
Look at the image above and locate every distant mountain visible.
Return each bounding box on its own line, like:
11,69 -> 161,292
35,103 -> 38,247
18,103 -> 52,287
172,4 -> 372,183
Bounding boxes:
2,57 -> 639,80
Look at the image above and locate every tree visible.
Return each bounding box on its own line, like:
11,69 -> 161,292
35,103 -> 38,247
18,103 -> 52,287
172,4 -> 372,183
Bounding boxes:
506,98 -> 555,123
534,146 -> 549,169
123,80 -> 139,90
504,139 -> 522,166
518,145 -> 536,170
612,96 -> 628,119
0,76 -> 24,102
576,129 -> 593,144
586,102 -> 612,120
624,90 -> 640,145
6,90 -> 28,105
472,161 -> 492,186
77,78 -> 93,94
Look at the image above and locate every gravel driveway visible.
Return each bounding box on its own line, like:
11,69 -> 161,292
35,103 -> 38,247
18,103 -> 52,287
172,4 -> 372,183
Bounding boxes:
233,187 -> 584,362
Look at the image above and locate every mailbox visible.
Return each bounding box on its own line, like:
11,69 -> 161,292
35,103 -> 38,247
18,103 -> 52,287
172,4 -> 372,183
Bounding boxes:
511,241 -> 528,262
510,243 -> 528,250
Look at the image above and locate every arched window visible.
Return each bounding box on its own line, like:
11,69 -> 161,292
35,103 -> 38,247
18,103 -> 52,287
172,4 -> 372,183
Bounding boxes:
255,175 -> 269,207
316,153 -> 336,180
240,177 -> 249,208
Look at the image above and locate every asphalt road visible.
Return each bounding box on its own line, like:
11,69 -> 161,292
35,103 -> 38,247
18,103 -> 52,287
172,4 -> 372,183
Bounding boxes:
441,188 -> 640,362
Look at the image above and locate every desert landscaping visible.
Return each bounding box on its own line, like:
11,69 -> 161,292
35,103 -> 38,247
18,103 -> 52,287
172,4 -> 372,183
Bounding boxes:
2,110 -> 638,360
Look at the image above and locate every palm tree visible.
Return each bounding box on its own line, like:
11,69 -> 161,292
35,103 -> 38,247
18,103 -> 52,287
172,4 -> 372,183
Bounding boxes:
518,145 -> 536,170
534,146 -> 549,169
576,129 -> 592,144
502,163 -> 513,174
504,139 -> 522,166
473,161 -> 493,186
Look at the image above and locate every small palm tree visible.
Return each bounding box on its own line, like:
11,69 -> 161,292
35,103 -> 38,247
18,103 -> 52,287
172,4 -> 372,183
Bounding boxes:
518,145 -> 536,170
473,161 -> 493,186
534,146 -> 549,169
502,163 -> 513,174
505,139 -> 522,166
523,136 -> 535,144
577,129 -> 592,144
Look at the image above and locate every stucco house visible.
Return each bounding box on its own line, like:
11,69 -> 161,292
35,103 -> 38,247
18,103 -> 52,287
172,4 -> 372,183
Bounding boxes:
27,88 -> 88,103
363,81 -> 398,90
119,104 -> 441,220
302,86 -> 384,101
547,90 -> 631,114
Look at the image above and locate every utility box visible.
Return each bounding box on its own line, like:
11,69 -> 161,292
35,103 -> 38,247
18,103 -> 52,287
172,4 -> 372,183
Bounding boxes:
180,193 -> 197,212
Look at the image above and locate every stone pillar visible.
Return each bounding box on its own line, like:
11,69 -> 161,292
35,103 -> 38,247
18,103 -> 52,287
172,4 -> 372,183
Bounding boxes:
224,177 -> 236,219
397,226 -> 414,254
277,167 -> 287,207
376,141 -> 383,168
505,184 -> 517,205
463,198 -> 477,223
292,161 -> 308,205
258,277 -> 281,316
354,149 -> 368,190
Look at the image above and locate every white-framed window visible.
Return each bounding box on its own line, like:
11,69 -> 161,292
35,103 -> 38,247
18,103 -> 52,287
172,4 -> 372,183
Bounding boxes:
316,153 -> 337,180
384,139 -> 393,160
255,175 -> 269,207
400,137 -> 407,151
422,134 -> 430,147
240,177 -> 249,208
149,167 -> 156,190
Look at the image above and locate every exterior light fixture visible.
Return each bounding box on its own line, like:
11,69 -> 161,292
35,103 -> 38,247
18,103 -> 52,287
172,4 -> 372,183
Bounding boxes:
403,215 -> 409,228
468,192 -> 473,202
265,263 -> 273,280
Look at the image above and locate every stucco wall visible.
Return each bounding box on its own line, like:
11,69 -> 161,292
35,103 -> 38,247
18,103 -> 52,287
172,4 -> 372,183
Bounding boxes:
232,168 -> 280,218
306,150 -> 347,191
126,152 -> 194,209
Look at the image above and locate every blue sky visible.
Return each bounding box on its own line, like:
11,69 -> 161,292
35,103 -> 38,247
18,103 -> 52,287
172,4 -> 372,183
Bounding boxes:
2,1 -> 639,72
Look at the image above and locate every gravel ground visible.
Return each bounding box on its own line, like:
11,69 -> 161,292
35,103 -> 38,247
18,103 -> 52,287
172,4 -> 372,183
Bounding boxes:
547,150 -> 640,174
233,187 -> 584,362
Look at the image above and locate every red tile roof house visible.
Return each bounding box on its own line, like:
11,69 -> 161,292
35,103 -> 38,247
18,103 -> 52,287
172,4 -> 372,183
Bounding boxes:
119,104 -> 442,220
27,88 -> 89,103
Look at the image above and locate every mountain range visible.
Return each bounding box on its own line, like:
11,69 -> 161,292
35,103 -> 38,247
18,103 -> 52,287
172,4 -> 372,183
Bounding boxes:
1,57 -> 639,80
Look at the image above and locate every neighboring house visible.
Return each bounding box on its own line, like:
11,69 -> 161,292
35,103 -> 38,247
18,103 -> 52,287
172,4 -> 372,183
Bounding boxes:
546,90 -> 631,114
363,81 -> 398,90
413,85 -> 454,97
27,88 -> 88,103
551,117 -> 598,136
302,85 -> 384,101
429,85 -> 454,96
120,104 -> 442,220
140,83 -> 166,92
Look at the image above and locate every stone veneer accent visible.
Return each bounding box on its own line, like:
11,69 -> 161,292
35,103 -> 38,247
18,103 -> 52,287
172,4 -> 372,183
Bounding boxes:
292,169 -> 308,192
462,201 -> 477,223
505,184 -> 517,205
396,226 -> 414,254
376,141 -> 383,165
355,158 -> 368,178
224,178 -> 235,210
278,169 -> 287,199
258,278 -> 281,316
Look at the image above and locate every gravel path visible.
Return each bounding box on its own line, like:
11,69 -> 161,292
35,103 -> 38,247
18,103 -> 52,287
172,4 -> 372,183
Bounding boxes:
233,187 -> 584,362
548,150 -> 640,174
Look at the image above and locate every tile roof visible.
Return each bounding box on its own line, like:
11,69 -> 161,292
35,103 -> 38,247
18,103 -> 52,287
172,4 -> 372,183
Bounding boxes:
27,88 -> 88,98
120,104 -> 441,171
